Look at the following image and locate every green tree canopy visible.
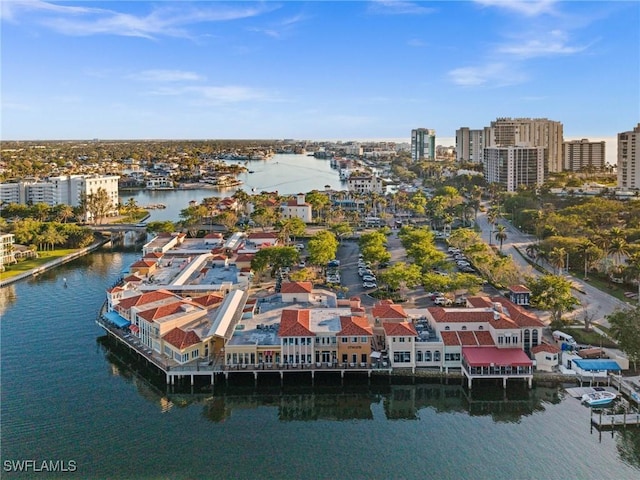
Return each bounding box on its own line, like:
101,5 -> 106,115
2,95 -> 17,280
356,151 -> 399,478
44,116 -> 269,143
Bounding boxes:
528,274 -> 579,325
607,306 -> 640,370
307,230 -> 338,266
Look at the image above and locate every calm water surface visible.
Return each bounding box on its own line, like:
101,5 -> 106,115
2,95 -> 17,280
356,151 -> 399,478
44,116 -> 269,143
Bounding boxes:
2,250 -> 640,479
120,154 -> 343,222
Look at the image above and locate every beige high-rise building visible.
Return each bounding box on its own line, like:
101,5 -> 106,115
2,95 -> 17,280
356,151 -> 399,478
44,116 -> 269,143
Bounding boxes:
617,123 -> 640,189
455,127 -> 485,163
487,118 -> 563,173
563,139 -> 606,171
483,146 -> 546,193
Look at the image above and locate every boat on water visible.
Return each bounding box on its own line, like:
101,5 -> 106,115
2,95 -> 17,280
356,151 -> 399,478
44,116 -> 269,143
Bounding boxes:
248,170 -> 255,174
582,388 -> 617,407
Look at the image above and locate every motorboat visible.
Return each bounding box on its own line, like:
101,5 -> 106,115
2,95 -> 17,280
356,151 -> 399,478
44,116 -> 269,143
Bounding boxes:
581,389 -> 617,407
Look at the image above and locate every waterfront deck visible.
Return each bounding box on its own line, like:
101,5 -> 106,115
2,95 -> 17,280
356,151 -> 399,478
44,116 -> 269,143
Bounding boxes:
591,411 -> 640,428
97,317 -> 391,386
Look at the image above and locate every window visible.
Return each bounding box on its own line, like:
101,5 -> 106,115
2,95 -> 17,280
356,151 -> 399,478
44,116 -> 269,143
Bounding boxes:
352,337 -> 358,343
361,336 -> 368,343
341,337 -> 348,343
462,326 -> 467,331
399,337 -> 405,342
434,351 -> 441,361
498,336 -> 504,345
416,351 -> 423,362
445,326 -> 450,331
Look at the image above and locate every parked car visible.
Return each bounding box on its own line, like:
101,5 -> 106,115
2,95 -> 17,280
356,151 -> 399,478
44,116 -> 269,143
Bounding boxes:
434,296 -> 452,306
362,281 -> 378,289
295,244 -> 305,250
298,261 -> 306,268
328,259 -> 340,267
362,275 -> 376,282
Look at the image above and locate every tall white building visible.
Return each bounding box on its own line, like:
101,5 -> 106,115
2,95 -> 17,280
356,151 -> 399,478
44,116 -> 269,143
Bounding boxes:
411,128 -> 436,162
483,147 -> 546,193
0,175 -> 119,219
617,123 -> 640,189
487,118 -> 563,173
563,139 -> 606,172
455,127 -> 485,163
0,233 -> 15,272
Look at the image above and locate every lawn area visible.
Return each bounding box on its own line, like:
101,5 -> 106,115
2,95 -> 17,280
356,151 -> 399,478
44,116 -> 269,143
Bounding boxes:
0,249 -> 78,281
565,326 -> 618,348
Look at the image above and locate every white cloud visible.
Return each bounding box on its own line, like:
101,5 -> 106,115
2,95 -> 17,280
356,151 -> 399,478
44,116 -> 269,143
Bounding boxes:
497,30 -> 590,58
407,38 -> 427,47
149,85 -> 276,104
131,70 -> 204,82
368,1 -> 436,15
1,1 -> 279,39
448,63 -> 527,87
474,0 -> 558,17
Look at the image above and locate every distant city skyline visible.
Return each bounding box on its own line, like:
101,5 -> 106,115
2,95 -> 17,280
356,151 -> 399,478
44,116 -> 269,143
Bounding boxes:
1,1 -> 638,143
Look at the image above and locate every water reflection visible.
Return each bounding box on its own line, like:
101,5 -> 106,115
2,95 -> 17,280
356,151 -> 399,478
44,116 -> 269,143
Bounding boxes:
0,284 -> 17,313
98,334 -> 561,425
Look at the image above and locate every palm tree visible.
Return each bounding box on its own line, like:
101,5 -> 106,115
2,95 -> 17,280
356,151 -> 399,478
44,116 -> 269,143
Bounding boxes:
608,237 -> 629,266
548,247 -> 567,274
494,224 -> 507,252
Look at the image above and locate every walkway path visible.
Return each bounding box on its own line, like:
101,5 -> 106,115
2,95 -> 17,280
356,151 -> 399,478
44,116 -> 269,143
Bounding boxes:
476,205 -> 630,328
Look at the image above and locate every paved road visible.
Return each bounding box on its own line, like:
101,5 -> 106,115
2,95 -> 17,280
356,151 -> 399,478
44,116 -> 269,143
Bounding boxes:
476,205 -> 630,328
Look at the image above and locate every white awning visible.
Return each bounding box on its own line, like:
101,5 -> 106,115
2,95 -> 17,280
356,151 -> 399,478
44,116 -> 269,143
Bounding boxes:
370,351 -> 381,359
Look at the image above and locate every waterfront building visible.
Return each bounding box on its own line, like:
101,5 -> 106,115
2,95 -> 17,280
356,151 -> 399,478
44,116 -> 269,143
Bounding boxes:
455,128 -> 485,163
531,344 -> 560,372
281,193 -> 313,223
0,233 -> 15,271
337,316 -> 374,366
347,175 -> 384,194
563,139 -> 606,171
487,117 -> 563,173
0,174 -> 119,220
483,146 -> 546,192
617,123 -> 640,189
371,300 -> 409,349
383,322 -> 418,372
411,128 -> 436,162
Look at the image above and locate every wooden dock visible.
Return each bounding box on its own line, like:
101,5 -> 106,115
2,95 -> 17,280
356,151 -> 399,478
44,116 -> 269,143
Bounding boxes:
591,410 -> 640,428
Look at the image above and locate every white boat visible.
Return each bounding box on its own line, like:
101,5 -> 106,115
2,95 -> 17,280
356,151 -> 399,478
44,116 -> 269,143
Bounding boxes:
581,389 -> 617,407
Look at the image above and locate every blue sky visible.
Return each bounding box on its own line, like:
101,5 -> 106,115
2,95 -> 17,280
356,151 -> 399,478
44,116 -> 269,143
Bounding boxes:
1,0 -> 638,144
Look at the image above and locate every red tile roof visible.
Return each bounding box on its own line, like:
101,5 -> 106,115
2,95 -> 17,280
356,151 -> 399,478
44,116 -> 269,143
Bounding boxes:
280,282 -> 313,294
107,286 -> 124,293
372,301 -> 408,319
248,232 -> 278,239
509,284 -> 531,293
531,344 -> 560,355
441,331 -> 461,346
235,253 -> 255,263
191,294 -> 224,307
441,330 -> 496,347
163,328 -> 201,350
463,347 -> 532,367
137,301 -> 201,322
131,259 -> 157,268
117,290 -> 177,310
278,309 -> 314,337
458,330 -> 480,346
339,316 -> 373,336
204,233 -> 223,238
123,274 -> 142,282
475,331 -> 495,346
382,321 -> 417,337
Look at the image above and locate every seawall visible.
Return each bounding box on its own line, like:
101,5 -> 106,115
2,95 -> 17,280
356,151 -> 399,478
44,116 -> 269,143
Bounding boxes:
0,236 -> 110,288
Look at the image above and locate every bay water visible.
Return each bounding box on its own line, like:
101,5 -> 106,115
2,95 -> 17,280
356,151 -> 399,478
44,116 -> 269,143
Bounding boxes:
1,249 -> 640,479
